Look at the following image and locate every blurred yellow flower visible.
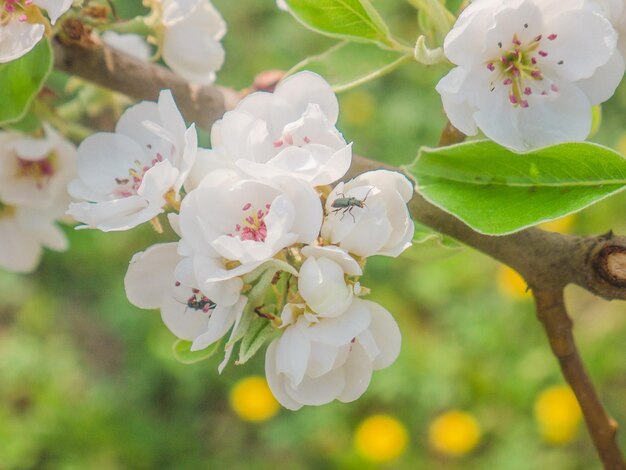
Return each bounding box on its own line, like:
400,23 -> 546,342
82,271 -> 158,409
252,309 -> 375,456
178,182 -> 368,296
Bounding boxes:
342,91 -> 376,126
354,414 -> 409,463
538,214 -> 577,233
229,376 -> 279,423
534,385 -> 582,445
497,266 -> 531,299
428,410 -> 481,457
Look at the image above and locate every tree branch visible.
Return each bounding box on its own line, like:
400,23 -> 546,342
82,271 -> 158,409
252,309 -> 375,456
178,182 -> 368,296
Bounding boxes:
533,290 -> 625,470
51,38 -> 626,467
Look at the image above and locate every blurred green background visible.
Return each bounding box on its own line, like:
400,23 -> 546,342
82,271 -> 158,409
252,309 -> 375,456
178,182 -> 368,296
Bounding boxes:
1,0 -> 626,468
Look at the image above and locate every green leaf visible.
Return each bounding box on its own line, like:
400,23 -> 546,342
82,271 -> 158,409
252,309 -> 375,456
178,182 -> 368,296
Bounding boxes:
284,0 -> 394,47
238,317 -> 279,365
5,109 -> 41,133
0,39 -> 52,126
172,339 -> 220,364
406,140 -> 626,235
287,41 -> 410,92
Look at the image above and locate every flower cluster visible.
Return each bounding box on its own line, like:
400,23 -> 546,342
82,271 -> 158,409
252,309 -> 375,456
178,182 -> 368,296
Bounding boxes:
70,71 -> 414,409
0,125 -> 76,272
437,0 -> 626,151
0,0 -> 72,63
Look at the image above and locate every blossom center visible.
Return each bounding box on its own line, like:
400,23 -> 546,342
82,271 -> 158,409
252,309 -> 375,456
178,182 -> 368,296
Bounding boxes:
233,202 -> 271,242
15,151 -> 57,188
486,29 -> 562,108
113,153 -> 164,198
1,0 -> 33,24
273,133 -> 312,149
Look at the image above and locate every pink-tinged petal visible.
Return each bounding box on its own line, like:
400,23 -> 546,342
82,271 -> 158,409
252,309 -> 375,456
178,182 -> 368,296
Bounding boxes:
124,243 -> 180,309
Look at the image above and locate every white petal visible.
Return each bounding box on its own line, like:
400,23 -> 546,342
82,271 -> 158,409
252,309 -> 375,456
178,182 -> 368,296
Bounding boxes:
124,243 -> 180,309
0,21 -> 44,63
362,300 -> 401,370
101,32 -> 151,61
337,343 -> 373,403
265,341 -> 304,410
33,0 -> 73,23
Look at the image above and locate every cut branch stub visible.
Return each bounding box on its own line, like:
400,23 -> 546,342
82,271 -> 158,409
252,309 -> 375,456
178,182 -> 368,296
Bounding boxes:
591,238 -> 626,289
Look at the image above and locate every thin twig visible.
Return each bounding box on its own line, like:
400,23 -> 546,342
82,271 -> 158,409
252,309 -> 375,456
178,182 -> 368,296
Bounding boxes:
533,290 -> 625,470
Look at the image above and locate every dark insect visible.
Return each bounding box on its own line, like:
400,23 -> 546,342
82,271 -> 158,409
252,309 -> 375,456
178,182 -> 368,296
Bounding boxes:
330,187 -> 373,222
181,290 -> 217,314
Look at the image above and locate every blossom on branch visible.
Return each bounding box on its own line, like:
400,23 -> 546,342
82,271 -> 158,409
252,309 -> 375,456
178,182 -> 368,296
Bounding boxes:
209,71 -> 352,186
436,0 -> 625,151
67,90 -> 198,231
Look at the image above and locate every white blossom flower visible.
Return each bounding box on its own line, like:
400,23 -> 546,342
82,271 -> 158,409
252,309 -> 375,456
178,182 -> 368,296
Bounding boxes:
297,245 -> 362,318
0,125 -> 76,209
0,201 -> 68,273
124,242 -> 247,370
178,168 -> 322,267
265,299 -> 401,410
276,0 -> 288,11
67,90 -> 197,231
0,0 -> 72,63
159,0 -> 226,85
210,71 -> 352,186
436,0 -> 624,151
322,170 -> 414,258
101,31 -> 152,62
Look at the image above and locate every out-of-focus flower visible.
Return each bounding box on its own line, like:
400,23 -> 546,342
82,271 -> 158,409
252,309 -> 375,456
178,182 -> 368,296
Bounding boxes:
497,265 -> 531,299
0,202 -> 68,273
354,414 -> 409,463
265,299 -> 401,410
0,0 -> 72,63
229,376 -> 280,422
534,384 -> 582,445
210,71 -> 352,186
159,0 -> 226,85
0,125 -> 76,209
436,0 -> 624,151
428,410 -> 482,457
322,169 -> 414,258
101,31 -> 152,61
67,90 -> 197,231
